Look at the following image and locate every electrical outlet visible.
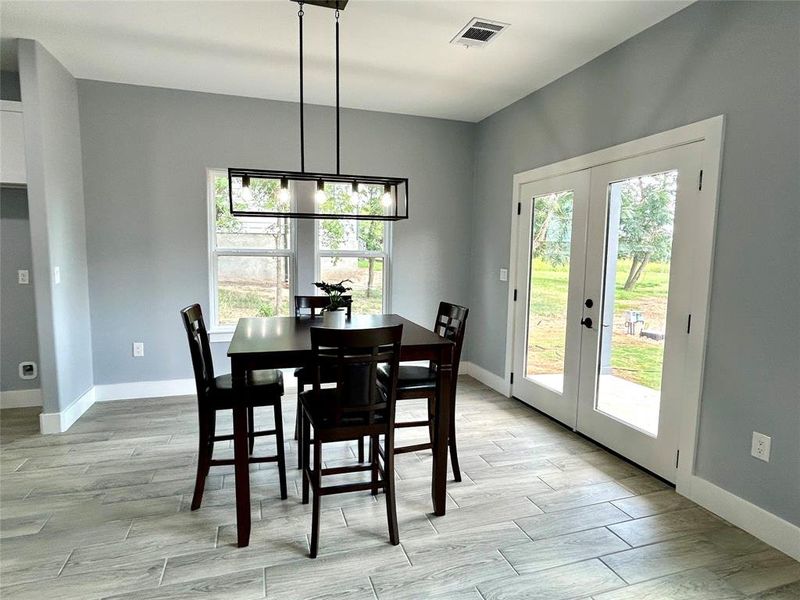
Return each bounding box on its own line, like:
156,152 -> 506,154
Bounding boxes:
54,266 -> 61,284
499,268 -> 508,282
18,269 -> 29,284
132,342 -> 144,357
751,431 -> 771,462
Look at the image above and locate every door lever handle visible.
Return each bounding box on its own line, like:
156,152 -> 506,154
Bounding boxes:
581,317 -> 593,329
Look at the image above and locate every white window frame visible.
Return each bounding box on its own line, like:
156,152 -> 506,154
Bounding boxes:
207,168 -> 297,340
314,216 -> 392,314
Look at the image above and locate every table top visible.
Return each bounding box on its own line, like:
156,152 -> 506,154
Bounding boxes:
228,314 -> 453,358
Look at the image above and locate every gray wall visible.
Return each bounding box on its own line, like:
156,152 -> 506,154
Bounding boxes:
1,70 -> 21,101
77,81 -> 474,384
18,39 -> 94,413
0,188 -> 40,391
469,1 -> 800,524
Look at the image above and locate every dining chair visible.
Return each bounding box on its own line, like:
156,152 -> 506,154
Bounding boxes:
180,304 -> 288,510
299,324 -> 403,558
293,295 -> 364,467
378,301 -> 468,482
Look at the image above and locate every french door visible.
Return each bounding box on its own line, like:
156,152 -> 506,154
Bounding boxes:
511,142 -> 703,481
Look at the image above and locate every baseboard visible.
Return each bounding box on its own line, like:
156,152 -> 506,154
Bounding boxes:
94,370 -> 299,403
39,386 -> 96,434
678,475 -> 800,561
462,361 -> 511,396
0,388 -> 42,409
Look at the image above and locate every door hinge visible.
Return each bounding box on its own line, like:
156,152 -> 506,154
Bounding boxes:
698,169 -> 704,191
687,314 -> 692,334
517,202 -> 521,215
510,372 -> 514,384
675,449 -> 680,469
513,289 -> 518,302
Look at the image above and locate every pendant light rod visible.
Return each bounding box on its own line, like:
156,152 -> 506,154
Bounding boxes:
298,2 -> 305,172
335,9 -> 341,175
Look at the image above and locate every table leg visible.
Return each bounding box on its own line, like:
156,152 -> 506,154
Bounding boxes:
232,363 -> 251,547
432,345 -> 454,516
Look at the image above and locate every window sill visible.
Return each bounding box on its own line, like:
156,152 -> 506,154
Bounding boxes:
209,329 -> 234,344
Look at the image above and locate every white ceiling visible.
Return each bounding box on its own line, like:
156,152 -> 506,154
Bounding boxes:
0,1 -> 692,122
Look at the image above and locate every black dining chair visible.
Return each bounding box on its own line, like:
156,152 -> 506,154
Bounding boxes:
180,304 -> 288,509
299,324 -> 403,558
378,302 -> 468,481
293,295 -> 364,467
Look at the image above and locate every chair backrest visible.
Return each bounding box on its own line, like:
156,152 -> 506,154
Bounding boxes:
309,325 -> 403,426
295,295 -> 352,318
433,302 -> 469,378
180,304 -> 215,402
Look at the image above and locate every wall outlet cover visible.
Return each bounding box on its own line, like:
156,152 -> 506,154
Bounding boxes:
133,342 -> 144,357
54,266 -> 61,284
751,431 -> 771,462
19,361 -> 37,380
17,269 -> 29,284
499,268 -> 508,282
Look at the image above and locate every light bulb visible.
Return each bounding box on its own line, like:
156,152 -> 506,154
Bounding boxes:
278,178 -> 290,202
381,184 -> 392,207
350,182 -> 359,200
315,180 -> 326,204
241,186 -> 253,203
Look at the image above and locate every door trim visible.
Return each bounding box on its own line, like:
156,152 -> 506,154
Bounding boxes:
505,115 -> 725,492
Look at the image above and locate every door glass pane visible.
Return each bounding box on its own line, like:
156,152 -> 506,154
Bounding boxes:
525,190 -> 574,393
217,255 -> 291,325
595,170 -> 677,436
320,256 -> 384,315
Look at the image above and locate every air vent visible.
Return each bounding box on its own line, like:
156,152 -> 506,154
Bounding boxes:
451,17 -> 509,48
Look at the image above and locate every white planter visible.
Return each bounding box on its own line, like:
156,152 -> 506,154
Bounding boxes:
322,309 -> 346,328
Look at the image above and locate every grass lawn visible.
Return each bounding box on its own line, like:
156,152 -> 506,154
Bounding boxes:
527,258 -> 670,390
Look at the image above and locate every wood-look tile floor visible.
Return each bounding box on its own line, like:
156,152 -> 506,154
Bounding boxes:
1,376 -> 798,600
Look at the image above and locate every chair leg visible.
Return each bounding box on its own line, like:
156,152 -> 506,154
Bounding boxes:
301,411 -> 311,505
449,410 -> 461,483
358,436 -> 365,463
294,389 -> 302,441
384,432 -> 399,545
247,406 -> 255,456
370,435 -> 379,496
191,415 -> 212,511
273,398 -> 288,500
309,437 -> 323,558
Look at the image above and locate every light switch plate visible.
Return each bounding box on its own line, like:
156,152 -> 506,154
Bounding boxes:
132,342 -> 144,357
751,431 -> 771,462
54,266 -> 61,284
499,268 -> 508,282
18,269 -> 29,284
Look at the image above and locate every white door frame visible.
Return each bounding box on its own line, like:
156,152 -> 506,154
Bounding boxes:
505,115 -> 725,493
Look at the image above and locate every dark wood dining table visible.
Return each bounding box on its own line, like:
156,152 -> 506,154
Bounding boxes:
227,313 -> 456,547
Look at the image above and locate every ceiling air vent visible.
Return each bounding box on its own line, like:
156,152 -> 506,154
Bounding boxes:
451,18 -> 509,48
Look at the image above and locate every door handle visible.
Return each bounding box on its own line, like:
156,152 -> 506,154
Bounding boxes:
581,317 -> 593,329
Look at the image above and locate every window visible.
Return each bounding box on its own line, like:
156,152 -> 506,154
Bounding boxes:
316,182 -> 391,314
208,169 -> 294,329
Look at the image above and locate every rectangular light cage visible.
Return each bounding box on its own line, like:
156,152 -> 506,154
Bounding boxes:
228,168 -> 408,221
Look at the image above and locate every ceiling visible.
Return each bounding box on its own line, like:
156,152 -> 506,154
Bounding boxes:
0,1 -> 692,122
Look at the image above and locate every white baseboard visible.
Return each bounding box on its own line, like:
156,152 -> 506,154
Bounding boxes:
679,475 -> 800,561
461,361 -> 511,396
39,386 -> 96,434
94,378 -> 197,402
94,370 -> 300,403
0,388 -> 42,409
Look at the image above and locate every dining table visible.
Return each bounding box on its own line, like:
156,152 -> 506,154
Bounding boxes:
227,313 -> 456,548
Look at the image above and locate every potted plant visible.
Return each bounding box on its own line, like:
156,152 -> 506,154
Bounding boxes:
313,279 -> 352,327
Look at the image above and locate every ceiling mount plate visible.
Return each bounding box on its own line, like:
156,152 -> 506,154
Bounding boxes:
290,0 -> 348,10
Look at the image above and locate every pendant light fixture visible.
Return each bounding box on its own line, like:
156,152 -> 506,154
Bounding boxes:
228,0 -> 409,221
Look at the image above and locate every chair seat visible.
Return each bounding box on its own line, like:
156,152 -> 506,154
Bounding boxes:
299,389 -> 387,429
213,369 -> 284,401
378,363 -> 436,392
